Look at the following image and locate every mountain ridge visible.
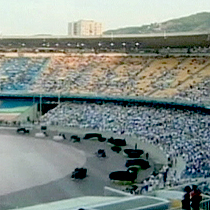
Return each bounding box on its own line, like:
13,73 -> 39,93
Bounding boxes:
104,12 -> 210,35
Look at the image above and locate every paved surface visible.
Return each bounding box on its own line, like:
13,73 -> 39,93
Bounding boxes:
0,127 -> 168,209
0,134 -> 85,196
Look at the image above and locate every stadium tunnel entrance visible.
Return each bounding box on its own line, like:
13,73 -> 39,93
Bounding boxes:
37,103 -> 58,115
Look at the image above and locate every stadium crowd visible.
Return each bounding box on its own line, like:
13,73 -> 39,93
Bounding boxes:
0,54 -> 208,196
31,55 -> 126,94
0,55 -> 208,104
30,55 -> 210,103
174,76 -> 210,103
0,57 -> 48,91
40,102 -> 210,184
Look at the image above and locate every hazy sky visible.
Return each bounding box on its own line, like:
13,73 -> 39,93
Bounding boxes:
0,0 -> 210,35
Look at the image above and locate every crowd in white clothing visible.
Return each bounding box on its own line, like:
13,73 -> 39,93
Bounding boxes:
40,102 -> 210,182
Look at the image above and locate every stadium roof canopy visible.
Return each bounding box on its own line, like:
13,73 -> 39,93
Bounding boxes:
0,32 -> 209,49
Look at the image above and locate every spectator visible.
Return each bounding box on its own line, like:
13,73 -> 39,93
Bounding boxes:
182,186 -> 191,210
191,185 -> 202,210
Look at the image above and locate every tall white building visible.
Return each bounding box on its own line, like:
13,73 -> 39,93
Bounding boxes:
68,20 -> 103,36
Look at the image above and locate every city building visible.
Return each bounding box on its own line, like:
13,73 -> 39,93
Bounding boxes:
68,20 -> 103,36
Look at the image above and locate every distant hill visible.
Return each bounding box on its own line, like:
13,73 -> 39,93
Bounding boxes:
104,12 -> 210,35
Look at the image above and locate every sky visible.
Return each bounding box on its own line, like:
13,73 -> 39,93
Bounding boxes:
0,0 -> 210,35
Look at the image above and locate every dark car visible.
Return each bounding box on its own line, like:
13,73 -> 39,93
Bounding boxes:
71,135 -> 80,142
17,127 -> 30,134
98,137 -> 106,142
108,137 -> 126,146
71,168 -> 87,179
111,146 -> 122,153
124,149 -> 144,158
125,159 -> 150,169
96,149 -> 106,157
109,167 -> 138,182
84,133 -> 102,140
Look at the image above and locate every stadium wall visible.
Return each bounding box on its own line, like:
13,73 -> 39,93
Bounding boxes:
0,93 -> 209,115
104,186 -> 133,197
15,103 -> 38,123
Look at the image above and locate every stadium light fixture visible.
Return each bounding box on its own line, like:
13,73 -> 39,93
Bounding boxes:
164,30 -> 167,39
40,93 -> 42,117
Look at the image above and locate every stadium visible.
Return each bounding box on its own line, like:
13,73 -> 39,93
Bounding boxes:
0,33 -> 209,210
